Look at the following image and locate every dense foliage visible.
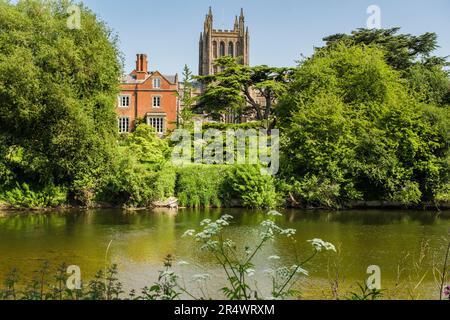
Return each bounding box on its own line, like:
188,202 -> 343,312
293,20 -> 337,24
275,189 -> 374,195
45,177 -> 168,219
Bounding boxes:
100,124 -> 173,207
196,56 -> 294,126
226,165 -> 281,208
0,2 -> 447,210
175,165 -> 230,208
322,28 -> 450,106
0,0 -> 122,205
278,44 -> 449,207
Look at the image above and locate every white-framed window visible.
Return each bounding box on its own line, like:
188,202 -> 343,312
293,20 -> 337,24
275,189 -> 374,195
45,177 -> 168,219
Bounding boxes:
153,77 -> 161,89
118,117 -> 130,133
147,116 -> 165,134
119,95 -> 130,108
153,96 -> 161,108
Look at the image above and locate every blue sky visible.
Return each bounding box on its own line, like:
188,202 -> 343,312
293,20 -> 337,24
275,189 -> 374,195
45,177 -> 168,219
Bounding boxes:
81,0 -> 450,76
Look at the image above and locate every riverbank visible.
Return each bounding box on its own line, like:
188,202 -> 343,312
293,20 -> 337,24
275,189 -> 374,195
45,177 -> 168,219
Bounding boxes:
0,199 -> 449,212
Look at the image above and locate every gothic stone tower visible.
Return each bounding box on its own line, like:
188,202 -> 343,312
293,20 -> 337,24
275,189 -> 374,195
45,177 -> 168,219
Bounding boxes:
199,7 -> 250,76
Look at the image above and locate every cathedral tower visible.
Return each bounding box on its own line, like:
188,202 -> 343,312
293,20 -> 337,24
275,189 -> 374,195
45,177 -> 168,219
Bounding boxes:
199,7 -> 250,76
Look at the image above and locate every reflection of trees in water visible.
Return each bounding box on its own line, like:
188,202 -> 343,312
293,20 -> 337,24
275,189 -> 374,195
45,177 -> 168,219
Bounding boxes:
0,208 -> 447,299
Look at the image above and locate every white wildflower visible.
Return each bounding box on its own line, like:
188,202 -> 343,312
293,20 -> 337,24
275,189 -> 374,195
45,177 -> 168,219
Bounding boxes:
200,219 -> 212,226
161,270 -> 175,277
308,238 -> 337,252
216,219 -> 229,227
182,229 -> 195,238
291,264 -> 309,276
221,214 -> 234,221
223,239 -> 235,249
280,228 -> 296,238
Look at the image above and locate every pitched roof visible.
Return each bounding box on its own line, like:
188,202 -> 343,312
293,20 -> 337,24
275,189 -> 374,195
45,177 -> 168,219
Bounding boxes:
163,75 -> 177,84
121,72 -> 178,84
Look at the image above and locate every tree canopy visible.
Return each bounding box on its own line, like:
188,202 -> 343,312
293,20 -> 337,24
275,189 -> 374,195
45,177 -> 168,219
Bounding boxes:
322,28 -> 450,106
0,0 -> 122,202
322,28 -> 447,70
279,43 -> 449,206
196,56 -> 294,126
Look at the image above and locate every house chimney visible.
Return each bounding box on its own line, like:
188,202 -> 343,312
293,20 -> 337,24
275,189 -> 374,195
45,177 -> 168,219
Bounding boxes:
135,54 -> 148,79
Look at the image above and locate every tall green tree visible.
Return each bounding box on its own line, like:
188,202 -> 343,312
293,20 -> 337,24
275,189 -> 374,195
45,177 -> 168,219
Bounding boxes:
177,65 -> 196,127
279,43 -> 449,206
0,0 -> 122,203
322,28 -> 450,106
196,56 -> 294,127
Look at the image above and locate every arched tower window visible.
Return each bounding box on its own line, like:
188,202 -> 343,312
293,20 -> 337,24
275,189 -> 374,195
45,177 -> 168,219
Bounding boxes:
228,42 -> 234,57
212,41 -> 217,59
219,42 -> 225,57
236,41 -> 241,56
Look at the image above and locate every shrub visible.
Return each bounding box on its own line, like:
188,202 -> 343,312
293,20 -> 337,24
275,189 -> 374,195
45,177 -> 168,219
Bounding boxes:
227,165 -> 281,209
288,175 -> 341,209
100,156 -> 158,207
98,125 -> 173,207
153,164 -> 177,201
175,165 -> 231,208
125,125 -> 171,170
0,183 -> 67,209
279,44 -> 450,205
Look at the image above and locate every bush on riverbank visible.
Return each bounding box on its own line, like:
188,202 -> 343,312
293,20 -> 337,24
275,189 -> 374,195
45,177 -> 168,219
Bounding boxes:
0,183 -> 67,209
226,165 -> 282,208
175,165 -> 231,208
278,44 -> 450,207
98,125 -> 173,207
174,164 -> 283,209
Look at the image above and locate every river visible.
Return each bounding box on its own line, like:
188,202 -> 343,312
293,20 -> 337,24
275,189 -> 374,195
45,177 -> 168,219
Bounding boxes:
0,208 -> 448,300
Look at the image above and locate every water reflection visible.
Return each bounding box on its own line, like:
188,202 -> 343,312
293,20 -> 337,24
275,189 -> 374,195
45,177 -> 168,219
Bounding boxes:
0,208 -> 448,299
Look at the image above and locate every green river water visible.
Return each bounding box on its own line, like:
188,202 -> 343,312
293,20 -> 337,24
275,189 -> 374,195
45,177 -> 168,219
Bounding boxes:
0,208 -> 449,300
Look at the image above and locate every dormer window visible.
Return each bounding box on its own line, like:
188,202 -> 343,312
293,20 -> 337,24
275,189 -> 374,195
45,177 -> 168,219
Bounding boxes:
153,77 -> 161,89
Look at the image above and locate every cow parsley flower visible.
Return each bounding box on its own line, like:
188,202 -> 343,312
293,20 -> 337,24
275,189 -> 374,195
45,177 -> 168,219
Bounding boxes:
291,264 -> 309,276
280,228 -> 296,238
221,214 -> 234,221
182,229 -> 196,238
200,219 -> 212,226
308,239 -> 337,252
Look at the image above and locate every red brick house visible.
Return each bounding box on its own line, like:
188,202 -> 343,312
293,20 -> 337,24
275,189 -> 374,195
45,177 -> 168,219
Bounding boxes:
117,54 -> 179,135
